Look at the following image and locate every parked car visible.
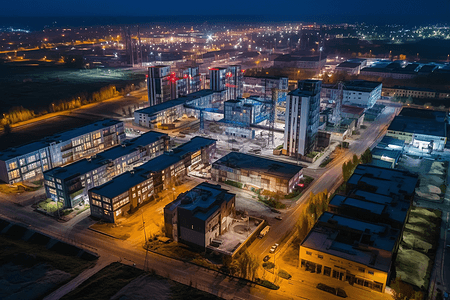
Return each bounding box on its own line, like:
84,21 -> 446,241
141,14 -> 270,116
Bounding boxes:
263,255 -> 270,262
269,246 -> 276,253
316,283 -> 347,298
275,216 -> 283,220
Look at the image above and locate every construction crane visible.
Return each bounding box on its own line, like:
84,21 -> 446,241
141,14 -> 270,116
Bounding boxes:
269,88 -> 288,146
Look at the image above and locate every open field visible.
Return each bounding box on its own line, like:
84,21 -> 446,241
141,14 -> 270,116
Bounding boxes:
60,262 -> 221,300
0,234 -> 95,300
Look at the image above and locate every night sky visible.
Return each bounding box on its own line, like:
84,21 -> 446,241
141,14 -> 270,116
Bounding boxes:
3,0 -> 450,18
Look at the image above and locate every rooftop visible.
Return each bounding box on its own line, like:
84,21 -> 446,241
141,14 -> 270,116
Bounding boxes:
378,136 -> 405,148
386,85 -> 436,92
165,182 -> 234,221
301,212 -> 399,272
90,168 -> 150,199
336,62 -> 361,69
341,105 -> 365,116
274,54 -> 325,62
371,148 -> 402,161
213,152 -> 302,180
0,119 -> 122,161
347,164 -> 418,197
135,89 -> 216,116
343,80 -> 382,92
388,116 -> 446,137
45,131 -> 167,180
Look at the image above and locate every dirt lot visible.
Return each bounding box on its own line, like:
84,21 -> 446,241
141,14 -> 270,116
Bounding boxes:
394,207 -> 442,290
61,262 -> 221,300
397,156 -> 447,202
0,235 -> 94,300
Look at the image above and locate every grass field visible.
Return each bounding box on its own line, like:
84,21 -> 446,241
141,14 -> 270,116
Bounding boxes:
38,198 -> 64,213
0,182 -> 41,194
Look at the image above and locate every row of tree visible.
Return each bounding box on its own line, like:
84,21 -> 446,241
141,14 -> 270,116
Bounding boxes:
342,148 -> 372,182
1,81 -> 144,128
223,249 -> 259,281
296,190 -> 329,242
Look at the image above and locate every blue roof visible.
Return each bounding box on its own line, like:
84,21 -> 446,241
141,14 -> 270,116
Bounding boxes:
135,89 -> 216,116
0,119 -> 122,161
45,131 -> 167,180
369,158 -> 394,169
90,168 -> 150,199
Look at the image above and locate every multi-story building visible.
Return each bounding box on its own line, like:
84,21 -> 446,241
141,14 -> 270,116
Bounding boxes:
0,119 -> 124,184
134,89 -> 217,128
386,107 -> 447,151
164,182 -> 235,248
211,152 -> 303,194
44,131 -> 169,208
300,212 -> 401,293
223,99 -> 254,127
335,59 -> 367,75
209,67 -> 227,92
177,66 -> 201,95
283,80 -> 321,157
89,168 -> 154,223
226,65 -> 243,100
147,65 -> 175,106
382,86 -> 437,99
273,55 -> 327,71
242,75 -> 288,99
321,80 -> 382,109
143,136 -> 216,193
87,136 -> 215,222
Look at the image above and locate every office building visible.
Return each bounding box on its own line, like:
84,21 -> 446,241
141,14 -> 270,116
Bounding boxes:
164,182 -> 235,248
283,80 -> 321,157
0,119 -> 125,184
44,131 -> 169,208
386,108 -> 447,151
300,212 -> 400,293
147,65 -> 176,106
87,136 -> 215,222
209,67 -> 227,92
226,65 -> 243,100
321,80 -> 382,109
177,66 -> 201,95
211,152 -> 303,194
89,168 -> 153,223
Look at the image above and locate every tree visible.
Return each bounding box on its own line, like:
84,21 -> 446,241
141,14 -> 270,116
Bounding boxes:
361,148 -> 372,164
390,277 -> 424,300
3,123 -> 12,135
352,154 -> 359,166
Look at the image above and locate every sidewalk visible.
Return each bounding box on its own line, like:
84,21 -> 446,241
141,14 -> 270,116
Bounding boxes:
43,254 -> 117,300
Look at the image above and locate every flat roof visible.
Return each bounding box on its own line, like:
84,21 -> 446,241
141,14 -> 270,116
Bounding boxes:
347,164 -> 418,197
165,182 -> 234,221
45,131 -> 167,180
135,89 -> 216,116
0,119 -> 122,161
343,80 -> 382,92
371,148 -> 402,160
213,152 -> 302,180
386,85 -> 436,92
90,168 -> 150,199
244,75 -> 288,80
369,159 -> 394,169
301,212 -> 399,272
388,116 -> 446,137
141,136 -> 216,173
336,62 -> 361,68
341,105 -> 365,116
378,136 -> 405,148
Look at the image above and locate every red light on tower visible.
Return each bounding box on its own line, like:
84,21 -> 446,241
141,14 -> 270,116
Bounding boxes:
183,74 -> 188,78
241,69 -> 245,73
226,72 -> 232,78
145,74 -> 148,78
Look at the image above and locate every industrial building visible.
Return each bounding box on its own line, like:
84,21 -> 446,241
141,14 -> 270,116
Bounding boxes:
321,80 -> 382,109
44,131 -> 169,208
369,148 -> 402,169
386,107 -> 447,151
242,75 -> 288,99
164,182 -> 235,248
211,152 -> 303,194
283,80 -> 321,157
87,136 -> 215,222
273,55 -> 327,71
335,59 -> 367,75
346,164 -> 418,201
300,212 -> 400,293
0,119 -> 125,184
134,89 -> 219,129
